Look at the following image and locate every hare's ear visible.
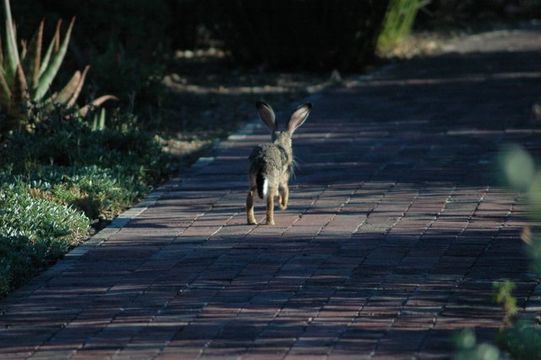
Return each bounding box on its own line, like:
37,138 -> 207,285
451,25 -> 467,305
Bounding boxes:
256,101 -> 276,131
287,103 -> 311,134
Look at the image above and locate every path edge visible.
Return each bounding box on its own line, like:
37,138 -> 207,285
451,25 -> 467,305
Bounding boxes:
1,65 -> 395,304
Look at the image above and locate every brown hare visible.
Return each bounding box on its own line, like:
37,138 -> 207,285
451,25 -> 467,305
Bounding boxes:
246,101 -> 312,225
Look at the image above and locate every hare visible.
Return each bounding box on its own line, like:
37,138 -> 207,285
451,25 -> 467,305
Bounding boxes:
246,101 -> 312,225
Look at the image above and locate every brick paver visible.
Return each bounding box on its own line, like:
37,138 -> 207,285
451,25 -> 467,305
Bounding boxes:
2,28 -> 541,359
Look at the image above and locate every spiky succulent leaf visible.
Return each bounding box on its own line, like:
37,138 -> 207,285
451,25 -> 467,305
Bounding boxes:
79,95 -> 118,117
38,20 -> 61,81
11,64 -> 28,110
98,108 -> 106,130
53,70 -> 80,105
20,40 -> 27,60
67,65 -> 89,107
0,37 -> 4,67
34,18 -> 74,101
3,0 -> 20,83
0,67 -> 11,108
23,20 -> 44,89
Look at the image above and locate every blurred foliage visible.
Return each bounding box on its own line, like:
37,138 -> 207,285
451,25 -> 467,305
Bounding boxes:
497,145 -> 541,359
377,0 -> 427,51
501,145 -> 541,276
493,281 -> 518,326
500,145 -> 536,192
453,329 -> 501,360
497,321 -> 541,359
453,145 -> 541,359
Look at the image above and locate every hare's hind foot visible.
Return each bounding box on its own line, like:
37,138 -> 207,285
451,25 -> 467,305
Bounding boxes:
279,185 -> 289,210
246,188 -> 257,225
265,188 -> 276,225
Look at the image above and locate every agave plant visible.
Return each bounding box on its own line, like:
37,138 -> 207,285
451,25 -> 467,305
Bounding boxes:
0,0 -> 116,133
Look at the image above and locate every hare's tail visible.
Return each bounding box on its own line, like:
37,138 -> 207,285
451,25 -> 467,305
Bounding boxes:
256,171 -> 267,199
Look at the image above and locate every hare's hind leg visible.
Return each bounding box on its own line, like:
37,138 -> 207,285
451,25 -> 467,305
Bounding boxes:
246,187 -> 257,225
266,186 -> 277,225
279,183 -> 289,210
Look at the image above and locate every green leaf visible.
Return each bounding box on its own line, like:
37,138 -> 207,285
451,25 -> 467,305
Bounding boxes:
53,70 -> 80,105
38,20 -> 61,82
67,65 -> 89,107
12,64 -> 28,104
501,145 -> 535,191
0,67 -> 11,108
3,0 -> 20,83
34,17 -> 75,101
98,108 -> 106,130
23,20 -> 44,89
79,95 -> 118,117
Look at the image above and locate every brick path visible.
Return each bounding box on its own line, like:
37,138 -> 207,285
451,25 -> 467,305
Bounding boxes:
2,28 -> 541,359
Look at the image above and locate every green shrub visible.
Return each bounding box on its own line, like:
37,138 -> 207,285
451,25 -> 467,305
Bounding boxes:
213,0 -> 390,70
377,0 -> 426,51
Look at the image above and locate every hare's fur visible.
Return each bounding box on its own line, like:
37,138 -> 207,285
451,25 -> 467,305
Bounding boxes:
246,101 -> 311,225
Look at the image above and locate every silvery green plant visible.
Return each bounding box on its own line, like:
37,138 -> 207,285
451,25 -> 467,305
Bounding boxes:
0,0 -> 116,133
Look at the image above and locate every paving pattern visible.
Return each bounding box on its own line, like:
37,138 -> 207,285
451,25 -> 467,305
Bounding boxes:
2,28 -> 541,359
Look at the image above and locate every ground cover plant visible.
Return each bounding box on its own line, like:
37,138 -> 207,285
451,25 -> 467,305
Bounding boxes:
0,107 -> 177,297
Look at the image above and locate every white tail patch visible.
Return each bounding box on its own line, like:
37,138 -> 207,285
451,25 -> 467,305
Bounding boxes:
262,178 -> 268,198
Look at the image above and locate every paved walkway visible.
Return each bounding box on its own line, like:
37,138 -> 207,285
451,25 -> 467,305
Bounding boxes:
2,29 -> 541,359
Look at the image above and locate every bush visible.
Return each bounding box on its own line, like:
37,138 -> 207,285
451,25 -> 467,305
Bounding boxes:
377,0 -> 426,51
213,0 -> 390,70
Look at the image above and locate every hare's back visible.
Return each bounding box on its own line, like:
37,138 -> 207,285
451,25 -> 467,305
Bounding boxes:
249,144 -> 285,173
